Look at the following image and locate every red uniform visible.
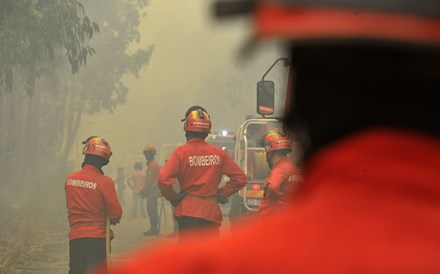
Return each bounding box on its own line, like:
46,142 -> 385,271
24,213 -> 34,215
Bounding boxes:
159,138 -> 247,225
96,129 -> 440,273
65,164 -> 122,240
259,156 -> 301,216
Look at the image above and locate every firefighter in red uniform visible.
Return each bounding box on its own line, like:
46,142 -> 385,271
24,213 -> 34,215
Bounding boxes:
96,1 -> 440,273
65,136 -> 122,274
141,145 -> 161,236
158,105 -> 247,242
127,162 -> 147,219
259,130 -> 301,217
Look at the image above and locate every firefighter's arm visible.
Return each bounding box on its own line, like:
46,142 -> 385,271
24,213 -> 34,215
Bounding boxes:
102,178 -> 123,224
157,152 -> 180,201
219,152 -> 247,197
265,167 -> 287,200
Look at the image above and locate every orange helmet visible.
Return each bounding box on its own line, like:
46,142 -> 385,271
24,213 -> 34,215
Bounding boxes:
182,106 -> 212,133
260,130 -> 292,154
82,136 -> 112,160
143,145 -> 156,155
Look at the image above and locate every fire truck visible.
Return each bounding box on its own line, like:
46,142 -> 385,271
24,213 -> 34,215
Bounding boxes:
229,58 -> 301,222
232,118 -> 284,209
206,130 -> 236,159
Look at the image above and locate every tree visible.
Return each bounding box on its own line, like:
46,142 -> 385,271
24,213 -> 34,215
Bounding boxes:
0,0 -> 99,94
0,0 -> 154,207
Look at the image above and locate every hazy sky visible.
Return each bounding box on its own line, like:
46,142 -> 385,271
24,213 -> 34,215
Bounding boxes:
75,0 -> 288,172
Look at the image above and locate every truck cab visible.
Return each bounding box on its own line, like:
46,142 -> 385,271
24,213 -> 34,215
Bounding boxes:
229,58 -> 302,222
206,130 -> 236,159
229,118 -> 285,217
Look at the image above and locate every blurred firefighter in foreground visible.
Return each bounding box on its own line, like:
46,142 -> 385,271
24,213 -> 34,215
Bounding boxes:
65,136 -> 122,274
126,162 -> 146,219
259,130 -> 301,217
96,1 -> 440,273
157,106 -> 247,242
141,145 -> 161,236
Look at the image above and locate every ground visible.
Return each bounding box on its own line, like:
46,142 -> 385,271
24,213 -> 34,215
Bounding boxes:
8,196 -> 232,273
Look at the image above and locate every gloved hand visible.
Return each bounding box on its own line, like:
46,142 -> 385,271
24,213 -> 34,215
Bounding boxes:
217,190 -> 229,205
170,191 -> 187,207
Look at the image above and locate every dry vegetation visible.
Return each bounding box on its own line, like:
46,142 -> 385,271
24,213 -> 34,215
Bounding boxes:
0,173 -> 68,273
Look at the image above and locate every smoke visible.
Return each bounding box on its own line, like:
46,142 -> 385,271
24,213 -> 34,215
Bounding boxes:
77,0 -> 288,175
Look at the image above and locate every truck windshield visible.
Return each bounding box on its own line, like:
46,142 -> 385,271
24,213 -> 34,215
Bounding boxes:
206,135 -> 235,151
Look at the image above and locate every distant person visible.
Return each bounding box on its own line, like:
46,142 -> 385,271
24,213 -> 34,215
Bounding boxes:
114,167 -> 126,206
127,162 -> 147,219
157,106 -> 247,242
142,145 -> 161,236
65,136 -> 122,274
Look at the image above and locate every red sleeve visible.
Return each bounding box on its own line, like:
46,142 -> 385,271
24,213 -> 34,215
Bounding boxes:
158,151 -> 180,201
102,177 -> 123,223
219,151 -> 248,197
265,166 -> 289,200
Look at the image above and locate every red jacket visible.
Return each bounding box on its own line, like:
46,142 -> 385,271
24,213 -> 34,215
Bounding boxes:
259,156 -> 301,216
97,129 -> 440,273
65,164 -> 122,240
158,138 -> 247,225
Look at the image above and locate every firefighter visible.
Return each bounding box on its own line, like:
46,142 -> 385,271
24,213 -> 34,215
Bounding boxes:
142,145 -> 161,236
114,166 -> 126,206
259,130 -> 301,217
157,105 -> 247,242
65,136 -> 122,274
96,1 -> 440,273
126,162 -> 147,219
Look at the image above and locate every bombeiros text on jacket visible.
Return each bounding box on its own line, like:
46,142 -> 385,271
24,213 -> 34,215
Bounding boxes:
188,155 -> 221,167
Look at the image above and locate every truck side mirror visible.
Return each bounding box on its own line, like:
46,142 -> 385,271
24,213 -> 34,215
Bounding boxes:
257,80 -> 275,115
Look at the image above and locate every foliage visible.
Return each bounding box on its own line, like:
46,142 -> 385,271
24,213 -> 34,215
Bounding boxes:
0,0 -> 99,94
0,0 -> 154,205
